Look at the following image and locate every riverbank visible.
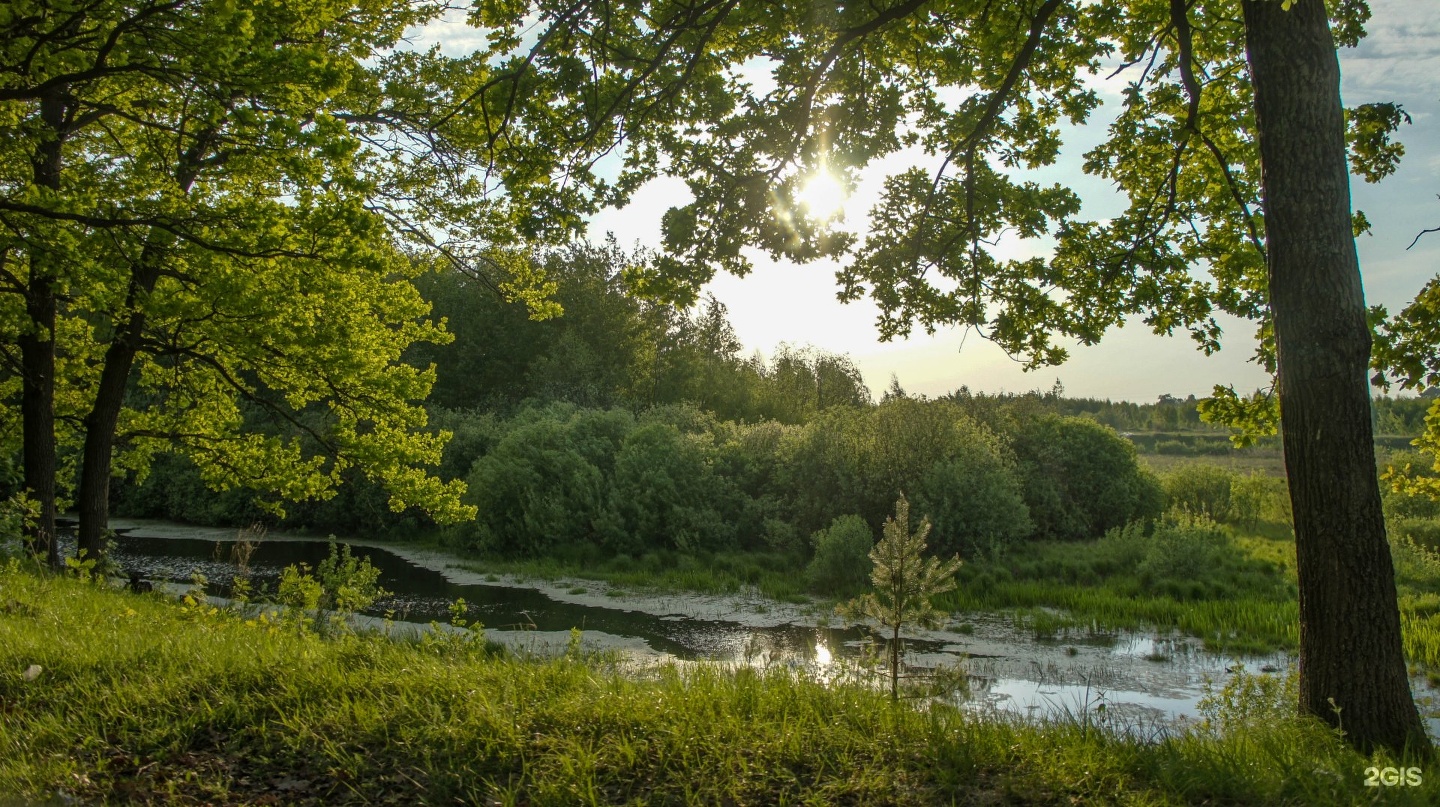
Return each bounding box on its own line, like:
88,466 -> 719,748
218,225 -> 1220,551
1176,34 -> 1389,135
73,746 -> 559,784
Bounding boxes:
104,514 -> 1440,671
107,518 -> 822,629
96,519 -> 1315,732
1,563 -> 1432,805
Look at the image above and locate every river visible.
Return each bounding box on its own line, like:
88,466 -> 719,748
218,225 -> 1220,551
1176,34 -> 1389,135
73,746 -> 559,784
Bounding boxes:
95,517 -> 1439,738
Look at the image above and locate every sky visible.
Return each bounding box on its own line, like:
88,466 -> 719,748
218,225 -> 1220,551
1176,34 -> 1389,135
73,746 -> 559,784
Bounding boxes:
423,3 -> 1440,404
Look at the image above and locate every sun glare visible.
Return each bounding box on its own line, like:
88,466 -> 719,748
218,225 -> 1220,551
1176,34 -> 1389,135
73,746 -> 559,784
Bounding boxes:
815,643 -> 833,666
796,170 -> 848,221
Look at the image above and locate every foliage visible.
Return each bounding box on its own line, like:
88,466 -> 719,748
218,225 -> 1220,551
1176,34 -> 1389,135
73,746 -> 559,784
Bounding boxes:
1012,415 -> 1164,541
276,564 -> 326,613
781,399 -> 1032,545
1163,464 -> 1236,522
840,495 -> 961,700
611,422 -> 731,553
460,416 -> 614,555
277,544 -> 387,614
1197,666 -> 1300,736
1383,449 -> 1440,523
805,515 -> 874,596
314,543 -> 390,615
1137,513 -> 1231,584
912,437 -> 1032,559
407,240 -> 870,423
117,390 -> 1167,567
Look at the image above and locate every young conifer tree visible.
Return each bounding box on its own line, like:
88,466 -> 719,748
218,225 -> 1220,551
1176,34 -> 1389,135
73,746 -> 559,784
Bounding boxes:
841,494 -> 962,701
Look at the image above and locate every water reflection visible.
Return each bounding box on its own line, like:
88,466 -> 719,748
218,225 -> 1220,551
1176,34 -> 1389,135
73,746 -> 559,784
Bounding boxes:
95,520 -> 1440,737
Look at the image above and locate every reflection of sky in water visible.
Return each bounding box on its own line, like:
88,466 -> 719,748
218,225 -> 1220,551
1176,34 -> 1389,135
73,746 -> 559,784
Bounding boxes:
98,524 -> 1440,738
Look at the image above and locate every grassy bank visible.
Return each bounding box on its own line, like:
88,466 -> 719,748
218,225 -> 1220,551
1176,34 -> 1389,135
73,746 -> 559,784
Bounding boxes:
443,516 -> 1440,670
935,525 -> 1301,656
1,563 -> 1434,805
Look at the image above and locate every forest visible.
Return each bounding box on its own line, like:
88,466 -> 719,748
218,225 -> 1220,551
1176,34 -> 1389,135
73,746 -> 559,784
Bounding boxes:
3,0 -> 1440,804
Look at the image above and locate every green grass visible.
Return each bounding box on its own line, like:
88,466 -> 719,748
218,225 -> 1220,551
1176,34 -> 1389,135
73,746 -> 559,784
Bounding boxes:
938,522 -> 1302,655
1,564 -> 1434,805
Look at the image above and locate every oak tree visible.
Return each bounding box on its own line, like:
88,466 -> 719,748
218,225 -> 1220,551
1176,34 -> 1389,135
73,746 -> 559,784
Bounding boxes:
460,0 -> 1428,749
1,0 -> 603,560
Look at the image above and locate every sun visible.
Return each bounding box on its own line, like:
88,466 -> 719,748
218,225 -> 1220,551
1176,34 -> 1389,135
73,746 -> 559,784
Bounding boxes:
795,169 -> 848,221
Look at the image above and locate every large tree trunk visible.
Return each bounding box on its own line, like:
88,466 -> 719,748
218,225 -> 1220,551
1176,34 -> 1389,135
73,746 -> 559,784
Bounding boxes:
20,88 -> 66,570
76,134 -> 203,561
76,235 -> 167,560
20,264 -> 59,570
1243,0 -> 1427,752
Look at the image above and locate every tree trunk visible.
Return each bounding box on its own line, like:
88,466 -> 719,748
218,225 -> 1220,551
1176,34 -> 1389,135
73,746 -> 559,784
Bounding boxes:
20,263 -> 59,570
890,623 -> 900,701
20,88 -> 66,570
76,133 -> 202,561
1243,0 -> 1427,752
76,235 -> 168,560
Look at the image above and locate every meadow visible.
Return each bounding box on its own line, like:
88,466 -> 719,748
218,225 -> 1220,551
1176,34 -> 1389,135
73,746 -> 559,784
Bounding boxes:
1,561 -> 1434,806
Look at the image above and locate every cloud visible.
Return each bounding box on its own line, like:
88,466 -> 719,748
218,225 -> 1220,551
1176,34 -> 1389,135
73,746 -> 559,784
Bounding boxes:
1342,2 -> 1440,102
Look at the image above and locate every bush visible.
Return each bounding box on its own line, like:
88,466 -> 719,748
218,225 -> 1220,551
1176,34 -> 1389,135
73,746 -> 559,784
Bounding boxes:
1163,464 -> 1236,522
806,515 -> 874,596
1012,415 -> 1164,541
1390,517 -> 1440,555
461,418 -> 611,555
1098,521 -> 1150,568
612,423 -> 732,553
1138,513 -> 1230,584
912,420 -> 1031,558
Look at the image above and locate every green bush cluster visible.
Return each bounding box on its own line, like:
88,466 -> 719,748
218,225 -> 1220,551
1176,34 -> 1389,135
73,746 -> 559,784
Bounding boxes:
443,400 -> 1161,571
805,515 -> 873,596
1137,513 -> 1230,582
1162,464 -> 1290,529
115,397 -> 1166,594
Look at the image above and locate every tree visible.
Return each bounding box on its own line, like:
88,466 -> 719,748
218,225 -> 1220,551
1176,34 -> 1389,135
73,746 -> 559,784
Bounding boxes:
840,494 -> 961,701
3,0 -> 616,566
460,0 -> 1427,750
1240,0 -> 1424,751
1,0 -> 456,561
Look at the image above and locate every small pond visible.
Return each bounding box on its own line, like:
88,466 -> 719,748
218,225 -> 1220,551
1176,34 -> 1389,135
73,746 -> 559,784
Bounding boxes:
87,518 -> 1439,738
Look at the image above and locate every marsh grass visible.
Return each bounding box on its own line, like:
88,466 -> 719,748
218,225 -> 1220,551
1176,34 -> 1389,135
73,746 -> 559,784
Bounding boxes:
940,520 -> 1301,655
0,564 -> 1433,805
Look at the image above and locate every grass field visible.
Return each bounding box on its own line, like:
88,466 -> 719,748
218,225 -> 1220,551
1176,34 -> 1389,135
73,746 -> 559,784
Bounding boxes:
1,562 -> 1434,805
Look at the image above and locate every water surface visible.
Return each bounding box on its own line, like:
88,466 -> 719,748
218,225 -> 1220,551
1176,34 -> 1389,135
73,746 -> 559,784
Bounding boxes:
98,518 -> 1437,737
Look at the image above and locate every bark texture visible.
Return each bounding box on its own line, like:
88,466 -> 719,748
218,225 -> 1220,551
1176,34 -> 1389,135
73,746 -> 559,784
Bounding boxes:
76,236 -> 167,560
1243,0 -> 1427,752
20,88 -> 64,570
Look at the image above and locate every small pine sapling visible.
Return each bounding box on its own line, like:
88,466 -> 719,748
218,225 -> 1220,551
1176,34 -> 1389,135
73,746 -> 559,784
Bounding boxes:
840,494 -> 962,701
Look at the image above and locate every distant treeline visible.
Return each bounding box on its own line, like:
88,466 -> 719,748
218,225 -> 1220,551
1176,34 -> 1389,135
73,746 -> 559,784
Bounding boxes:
404,239 -> 870,425
403,238 -> 1429,436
